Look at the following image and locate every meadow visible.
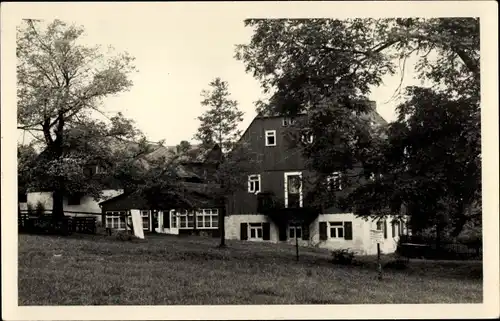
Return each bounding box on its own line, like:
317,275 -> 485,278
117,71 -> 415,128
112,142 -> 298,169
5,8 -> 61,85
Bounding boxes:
18,233 -> 482,305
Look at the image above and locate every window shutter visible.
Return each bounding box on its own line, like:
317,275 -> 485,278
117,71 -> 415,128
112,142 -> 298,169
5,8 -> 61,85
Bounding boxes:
163,211 -> 170,228
262,222 -> 271,240
391,221 -> 396,238
344,221 -> 353,240
319,222 -> 328,240
278,224 -> 287,241
302,223 -> 310,240
240,223 -> 248,240
383,220 -> 387,239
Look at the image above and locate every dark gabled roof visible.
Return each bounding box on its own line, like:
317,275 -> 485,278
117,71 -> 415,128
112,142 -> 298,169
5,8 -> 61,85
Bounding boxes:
99,182 -> 223,211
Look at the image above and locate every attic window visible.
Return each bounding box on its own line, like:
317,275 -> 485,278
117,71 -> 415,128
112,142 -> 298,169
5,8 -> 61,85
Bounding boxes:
282,117 -> 295,127
326,172 -> 342,191
301,133 -> 314,144
265,130 -> 276,146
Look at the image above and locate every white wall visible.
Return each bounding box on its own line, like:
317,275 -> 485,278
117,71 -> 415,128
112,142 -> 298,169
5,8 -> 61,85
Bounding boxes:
224,213 -> 402,255
311,213 -> 369,254
26,189 -> 124,222
225,214 -> 280,242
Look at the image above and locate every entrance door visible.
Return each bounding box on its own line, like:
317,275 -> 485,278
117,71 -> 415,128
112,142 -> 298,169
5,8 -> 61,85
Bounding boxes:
285,172 -> 303,208
169,209 -> 179,235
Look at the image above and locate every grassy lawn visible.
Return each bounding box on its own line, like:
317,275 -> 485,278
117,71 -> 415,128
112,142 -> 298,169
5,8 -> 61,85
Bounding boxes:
18,233 -> 482,305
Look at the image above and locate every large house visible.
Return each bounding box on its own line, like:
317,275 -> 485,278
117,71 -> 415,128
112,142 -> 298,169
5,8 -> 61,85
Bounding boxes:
222,102 -> 408,255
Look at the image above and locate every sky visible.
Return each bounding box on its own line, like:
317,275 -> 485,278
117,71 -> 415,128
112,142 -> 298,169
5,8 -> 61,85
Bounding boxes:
15,3 -> 424,147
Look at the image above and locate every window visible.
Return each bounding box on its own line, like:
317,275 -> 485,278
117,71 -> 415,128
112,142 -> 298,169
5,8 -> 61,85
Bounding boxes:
301,133 -> 314,144
327,172 -> 342,191
376,220 -> 383,231
369,172 -> 383,181
177,210 -> 195,229
195,209 -> 219,229
94,165 -> 107,174
265,130 -> 276,146
106,211 -> 150,230
141,210 -> 150,229
282,117 -> 295,127
170,210 -> 177,228
248,174 -> 261,193
249,223 -> 263,239
105,211 -> 127,230
289,226 -> 302,239
67,194 -> 81,205
284,172 -> 303,208
329,222 -> 344,238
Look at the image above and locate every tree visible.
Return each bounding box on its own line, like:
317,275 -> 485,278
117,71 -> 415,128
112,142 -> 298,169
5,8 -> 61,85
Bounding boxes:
17,19 -> 137,218
194,78 -> 244,153
236,18 -> 480,236
194,78 -> 258,247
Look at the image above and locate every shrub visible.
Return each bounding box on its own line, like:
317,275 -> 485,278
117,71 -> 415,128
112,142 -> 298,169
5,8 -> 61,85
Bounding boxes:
26,203 -> 34,216
331,249 -> 355,265
384,258 -> 409,270
115,230 -> 139,242
34,201 -> 46,216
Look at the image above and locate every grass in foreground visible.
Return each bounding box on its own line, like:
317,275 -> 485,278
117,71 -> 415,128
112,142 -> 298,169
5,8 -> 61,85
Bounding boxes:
18,233 -> 482,305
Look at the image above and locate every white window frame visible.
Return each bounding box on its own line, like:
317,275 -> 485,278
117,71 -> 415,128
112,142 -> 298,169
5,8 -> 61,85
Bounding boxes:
105,211 -> 127,230
177,209 -> 195,229
249,223 -> 264,240
265,130 -> 277,147
282,117 -> 295,127
140,210 -> 151,230
369,172 -> 383,182
195,208 -> 219,229
301,133 -> 314,144
284,171 -> 303,208
170,210 -> 178,228
328,221 -> 346,239
248,174 -> 261,194
327,172 -> 343,191
289,225 -> 303,240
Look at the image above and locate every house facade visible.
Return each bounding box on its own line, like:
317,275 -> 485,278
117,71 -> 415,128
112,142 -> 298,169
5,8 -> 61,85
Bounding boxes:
99,145 -> 224,235
224,106 -> 407,255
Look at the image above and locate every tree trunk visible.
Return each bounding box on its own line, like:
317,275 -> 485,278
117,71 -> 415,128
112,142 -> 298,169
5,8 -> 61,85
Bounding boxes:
52,187 -> 65,219
48,115 -> 66,220
435,222 -> 442,252
219,200 -> 226,247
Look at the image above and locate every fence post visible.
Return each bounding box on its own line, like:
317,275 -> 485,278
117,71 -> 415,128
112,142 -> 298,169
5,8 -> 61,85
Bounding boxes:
377,243 -> 382,281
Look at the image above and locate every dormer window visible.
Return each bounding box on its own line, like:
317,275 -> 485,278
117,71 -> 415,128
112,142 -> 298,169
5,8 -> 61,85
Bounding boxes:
282,117 -> 295,127
326,172 -> 343,191
369,172 -> 383,181
265,130 -> 276,146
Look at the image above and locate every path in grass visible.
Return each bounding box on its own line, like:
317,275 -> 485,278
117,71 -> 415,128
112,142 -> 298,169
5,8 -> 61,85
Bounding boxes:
18,233 -> 482,305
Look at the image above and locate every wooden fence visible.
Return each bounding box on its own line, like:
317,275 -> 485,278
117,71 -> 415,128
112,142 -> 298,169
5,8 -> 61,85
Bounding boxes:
397,234 -> 482,260
18,210 -> 98,235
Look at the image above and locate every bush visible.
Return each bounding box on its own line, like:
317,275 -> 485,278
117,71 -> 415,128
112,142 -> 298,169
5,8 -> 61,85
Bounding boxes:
331,249 -> 355,265
115,230 -> 139,242
26,203 -> 35,216
35,201 -> 46,216
384,258 -> 409,270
